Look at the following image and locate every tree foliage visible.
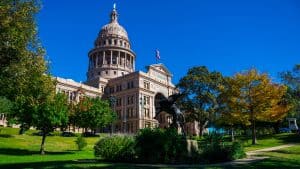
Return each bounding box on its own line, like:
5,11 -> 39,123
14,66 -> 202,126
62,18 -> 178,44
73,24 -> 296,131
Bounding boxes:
0,96 -> 13,116
0,0 -> 70,154
177,66 -> 224,136
36,93 -> 69,154
280,64 -> 300,119
218,69 -> 290,144
75,97 -> 116,133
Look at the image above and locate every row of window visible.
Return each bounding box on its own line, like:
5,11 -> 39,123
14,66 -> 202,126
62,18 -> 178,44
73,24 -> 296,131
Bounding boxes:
98,39 -> 130,48
115,121 -> 137,133
109,81 -> 135,94
115,107 -> 153,120
115,95 -> 135,107
116,107 -> 136,120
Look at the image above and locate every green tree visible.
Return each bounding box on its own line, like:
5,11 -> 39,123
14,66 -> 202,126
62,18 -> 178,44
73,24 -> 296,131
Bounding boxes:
219,69 -> 290,145
75,97 -> 116,134
0,0 -> 50,131
280,64 -> 300,120
0,1 -> 70,154
177,66 -> 224,137
0,96 -> 12,116
35,92 -> 69,154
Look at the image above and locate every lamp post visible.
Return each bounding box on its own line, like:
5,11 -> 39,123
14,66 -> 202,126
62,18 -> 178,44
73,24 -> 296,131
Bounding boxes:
109,96 -> 116,136
140,95 -> 144,128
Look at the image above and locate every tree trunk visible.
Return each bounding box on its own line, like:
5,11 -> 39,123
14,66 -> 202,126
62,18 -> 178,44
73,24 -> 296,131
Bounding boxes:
231,126 -> 235,142
199,125 -> 203,137
274,120 -> 281,134
40,131 -> 47,155
252,120 -> 257,145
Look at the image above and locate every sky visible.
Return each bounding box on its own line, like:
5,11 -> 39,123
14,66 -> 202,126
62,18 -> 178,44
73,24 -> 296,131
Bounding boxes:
37,0 -> 300,84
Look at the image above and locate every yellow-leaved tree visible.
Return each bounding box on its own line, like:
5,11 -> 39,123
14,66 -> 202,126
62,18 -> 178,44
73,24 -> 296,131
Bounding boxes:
218,69 -> 290,144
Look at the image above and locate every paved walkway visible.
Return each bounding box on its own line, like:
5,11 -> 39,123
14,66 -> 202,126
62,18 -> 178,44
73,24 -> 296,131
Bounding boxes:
246,144 -> 297,156
130,143 -> 298,168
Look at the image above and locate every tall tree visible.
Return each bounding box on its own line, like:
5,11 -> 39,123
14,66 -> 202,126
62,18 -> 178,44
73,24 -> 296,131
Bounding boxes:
0,0 -> 49,130
0,96 -> 13,125
280,64 -> 300,119
35,93 -> 69,155
216,77 -> 251,141
177,66 -> 224,137
75,97 -> 116,134
220,69 -> 290,144
0,0 -> 70,154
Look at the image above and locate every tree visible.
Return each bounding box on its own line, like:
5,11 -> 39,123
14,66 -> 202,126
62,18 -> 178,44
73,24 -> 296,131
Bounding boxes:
177,66 -> 224,137
217,77 -> 251,141
34,93 -> 69,155
75,97 -> 116,134
0,96 -> 12,115
0,1 -> 69,154
280,64 -> 300,120
0,96 -> 13,125
219,69 -> 290,145
0,0 -> 50,131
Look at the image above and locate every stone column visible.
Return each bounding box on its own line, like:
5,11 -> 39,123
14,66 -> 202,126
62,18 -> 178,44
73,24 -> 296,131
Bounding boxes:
110,50 -> 113,65
118,51 -> 120,66
103,51 -> 105,65
95,55 -> 98,68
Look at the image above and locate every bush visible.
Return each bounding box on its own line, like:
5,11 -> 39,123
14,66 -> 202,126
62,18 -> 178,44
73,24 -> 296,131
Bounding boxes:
94,136 -> 135,162
200,132 -> 245,163
135,128 -> 188,164
61,131 -> 76,137
228,141 -> 246,160
75,135 -> 87,150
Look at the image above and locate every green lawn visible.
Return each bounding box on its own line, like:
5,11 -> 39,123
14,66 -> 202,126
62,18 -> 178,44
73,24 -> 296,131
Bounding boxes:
0,127 -> 300,169
241,133 -> 300,151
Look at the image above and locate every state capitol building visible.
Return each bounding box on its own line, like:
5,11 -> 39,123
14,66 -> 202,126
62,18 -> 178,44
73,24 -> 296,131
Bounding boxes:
54,5 -> 198,134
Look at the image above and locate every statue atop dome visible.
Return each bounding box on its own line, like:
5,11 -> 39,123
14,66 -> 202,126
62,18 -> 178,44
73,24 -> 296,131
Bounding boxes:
110,3 -> 118,22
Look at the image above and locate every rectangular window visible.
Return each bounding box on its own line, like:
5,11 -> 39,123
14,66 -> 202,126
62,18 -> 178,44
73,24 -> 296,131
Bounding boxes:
144,108 -> 150,118
116,98 -> 122,107
109,87 -> 114,94
144,81 -> 150,90
143,96 -> 150,105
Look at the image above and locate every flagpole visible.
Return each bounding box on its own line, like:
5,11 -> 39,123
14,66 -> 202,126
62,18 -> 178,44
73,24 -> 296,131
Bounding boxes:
155,49 -> 160,64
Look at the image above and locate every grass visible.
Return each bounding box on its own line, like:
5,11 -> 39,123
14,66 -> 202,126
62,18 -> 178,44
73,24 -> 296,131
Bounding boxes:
240,133 -> 300,151
224,145 -> 300,169
0,127 -> 300,169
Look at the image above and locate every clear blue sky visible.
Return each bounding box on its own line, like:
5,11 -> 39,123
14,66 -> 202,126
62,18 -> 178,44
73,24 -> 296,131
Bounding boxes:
37,0 -> 300,84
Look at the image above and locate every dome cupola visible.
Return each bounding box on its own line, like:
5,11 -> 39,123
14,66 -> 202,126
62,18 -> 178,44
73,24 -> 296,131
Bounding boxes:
87,4 -> 136,85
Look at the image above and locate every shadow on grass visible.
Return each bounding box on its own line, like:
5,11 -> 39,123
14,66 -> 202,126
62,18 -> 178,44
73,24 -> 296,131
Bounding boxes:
0,160 -> 159,169
276,134 -> 300,143
0,134 -> 13,138
225,157 -> 300,169
0,148 -> 74,156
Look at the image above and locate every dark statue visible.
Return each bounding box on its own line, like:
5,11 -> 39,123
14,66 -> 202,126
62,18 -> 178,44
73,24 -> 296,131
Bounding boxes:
155,93 -> 186,136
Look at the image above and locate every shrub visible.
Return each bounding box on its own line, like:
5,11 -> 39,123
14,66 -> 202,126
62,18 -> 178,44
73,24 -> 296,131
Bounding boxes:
200,132 -> 246,163
75,135 -> 87,151
94,136 -> 135,162
135,128 -> 188,163
61,131 -> 76,137
228,141 -> 246,160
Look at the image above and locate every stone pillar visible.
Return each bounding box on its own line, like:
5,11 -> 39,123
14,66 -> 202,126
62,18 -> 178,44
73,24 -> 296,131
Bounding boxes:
95,55 -> 98,68
103,51 -> 105,65
118,51 -> 120,66
110,50 -> 113,65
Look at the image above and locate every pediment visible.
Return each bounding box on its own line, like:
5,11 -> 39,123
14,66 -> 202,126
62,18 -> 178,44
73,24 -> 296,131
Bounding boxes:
147,63 -> 172,76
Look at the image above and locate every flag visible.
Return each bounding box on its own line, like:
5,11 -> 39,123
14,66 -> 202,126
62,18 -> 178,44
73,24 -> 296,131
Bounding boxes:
155,50 -> 160,60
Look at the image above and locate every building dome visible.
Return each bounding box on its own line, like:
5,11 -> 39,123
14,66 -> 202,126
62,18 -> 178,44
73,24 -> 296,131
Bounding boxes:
100,21 -> 128,40
87,4 -> 136,84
